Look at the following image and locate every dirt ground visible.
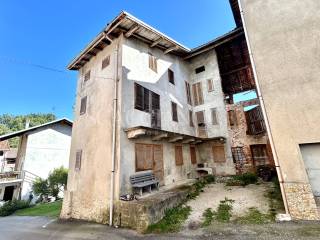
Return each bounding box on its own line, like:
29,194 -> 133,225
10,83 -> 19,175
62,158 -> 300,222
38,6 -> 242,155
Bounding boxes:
185,182 -> 272,228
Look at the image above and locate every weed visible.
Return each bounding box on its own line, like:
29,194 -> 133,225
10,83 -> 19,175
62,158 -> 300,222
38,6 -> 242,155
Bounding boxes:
202,208 -> 214,227
226,173 -> 258,187
266,177 -> 285,217
235,207 -> 273,224
215,198 -> 234,222
146,205 -> 191,233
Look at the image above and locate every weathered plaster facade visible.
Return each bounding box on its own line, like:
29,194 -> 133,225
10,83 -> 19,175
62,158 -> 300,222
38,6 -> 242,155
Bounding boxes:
240,0 -> 320,219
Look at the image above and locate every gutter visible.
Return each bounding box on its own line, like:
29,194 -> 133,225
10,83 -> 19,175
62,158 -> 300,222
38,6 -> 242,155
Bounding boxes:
109,41 -> 119,226
237,0 -> 290,215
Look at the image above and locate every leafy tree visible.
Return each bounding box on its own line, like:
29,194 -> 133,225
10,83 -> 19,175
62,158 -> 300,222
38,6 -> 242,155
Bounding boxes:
48,167 -> 68,199
0,113 -> 56,147
32,178 -> 50,201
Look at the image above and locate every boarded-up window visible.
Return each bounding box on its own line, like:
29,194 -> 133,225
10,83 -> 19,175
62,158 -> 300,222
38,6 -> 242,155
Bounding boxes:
212,145 -> 226,163
171,102 -> 178,122
189,110 -> 194,127
207,79 -> 214,92
102,55 -> 110,69
175,145 -> 183,166
80,96 -> 87,115
192,82 -> 204,106
149,53 -> 157,72
134,83 -> 150,112
211,108 -> 218,125
75,150 -> 82,170
195,66 -> 205,74
190,146 -> 197,164
228,110 -> 237,126
135,144 -> 153,171
84,70 -> 90,82
168,69 -> 175,85
251,144 -> 268,166
185,81 -> 192,105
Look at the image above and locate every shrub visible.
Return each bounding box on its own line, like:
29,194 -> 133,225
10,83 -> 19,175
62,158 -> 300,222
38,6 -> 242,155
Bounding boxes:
256,165 -> 276,181
0,200 -> 31,216
235,207 -> 273,224
202,208 -> 214,226
226,173 -> 258,186
215,198 -> 234,222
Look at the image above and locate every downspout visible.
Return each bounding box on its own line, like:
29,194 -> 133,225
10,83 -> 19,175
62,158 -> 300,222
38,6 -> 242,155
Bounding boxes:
109,41 -> 119,226
237,0 -> 290,215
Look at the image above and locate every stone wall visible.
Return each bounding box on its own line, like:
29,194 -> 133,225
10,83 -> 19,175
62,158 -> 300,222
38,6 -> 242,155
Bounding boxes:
284,182 -> 320,220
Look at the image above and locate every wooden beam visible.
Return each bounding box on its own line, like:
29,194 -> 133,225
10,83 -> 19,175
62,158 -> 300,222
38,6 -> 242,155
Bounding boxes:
182,138 -> 195,144
125,24 -> 139,38
127,129 -> 146,139
152,133 -> 168,141
168,136 -> 183,143
194,140 -> 202,144
164,46 -> 178,55
86,52 -> 96,57
150,38 -> 162,47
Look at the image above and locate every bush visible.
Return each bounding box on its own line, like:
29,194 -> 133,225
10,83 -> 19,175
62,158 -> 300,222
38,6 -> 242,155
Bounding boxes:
226,173 -> 258,186
0,200 -> 31,216
256,165 -> 276,182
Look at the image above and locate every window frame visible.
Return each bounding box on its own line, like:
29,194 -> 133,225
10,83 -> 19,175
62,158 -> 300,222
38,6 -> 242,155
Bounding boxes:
101,55 -> 110,70
171,102 -> 178,122
168,69 -> 175,85
75,150 -> 82,170
80,96 -> 87,115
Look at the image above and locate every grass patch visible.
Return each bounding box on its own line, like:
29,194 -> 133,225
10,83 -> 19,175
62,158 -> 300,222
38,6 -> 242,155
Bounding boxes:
201,198 -> 234,226
226,173 -> 258,187
266,177 -> 285,217
146,205 -> 191,233
202,208 -> 215,226
235,207 -> 273,224
187,175 -> 215,200
15,200 -> 62,218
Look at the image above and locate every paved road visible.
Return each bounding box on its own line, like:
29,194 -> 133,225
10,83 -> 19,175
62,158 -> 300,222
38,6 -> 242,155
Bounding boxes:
1,216 -> 320,240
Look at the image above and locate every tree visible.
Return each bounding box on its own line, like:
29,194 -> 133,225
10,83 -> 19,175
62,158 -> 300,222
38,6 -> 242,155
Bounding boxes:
47,167 -> 68,200
32,178 -> 50,202
0,113 -> 56,147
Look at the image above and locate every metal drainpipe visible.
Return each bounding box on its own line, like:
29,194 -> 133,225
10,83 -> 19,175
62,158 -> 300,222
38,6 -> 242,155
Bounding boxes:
237,0 -> 290,214
109,42 -> 119,226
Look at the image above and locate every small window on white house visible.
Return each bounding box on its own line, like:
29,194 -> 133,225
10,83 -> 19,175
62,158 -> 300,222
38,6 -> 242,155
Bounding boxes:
75,150 -> 82,170
84,70 -> 91,82
207,79 -> 214,92
211,108 -> 219,125
102,55 -> 110,69
168,69 -> 175,85
148,53 -> 157,72
80,96 -> 87,115
195,66 -> 205,74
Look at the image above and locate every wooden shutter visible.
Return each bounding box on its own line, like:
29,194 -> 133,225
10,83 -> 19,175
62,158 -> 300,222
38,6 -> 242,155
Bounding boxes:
75,150 -> 82,170
192,82 -> 203,106
168,69 -> 175,84
102,55 -> 110,69
84,70 -> 90,82
228,110 -> 237,126
171,102 -> 178,122
135,144 -> 153,171
189,110 -> 194,127
185,81 -> 192,105
151,92 -> 161,129
211,108 -> 218,125
212,145 -> 226,163
149,53 -> 157,72
175,146 -> 183,166
143,88 -> 150,112
207,79 -> 214,92
134,83 -> 144,110
80,96 -> 87,115
190,146 -> 197,164
196,111 -> 205,125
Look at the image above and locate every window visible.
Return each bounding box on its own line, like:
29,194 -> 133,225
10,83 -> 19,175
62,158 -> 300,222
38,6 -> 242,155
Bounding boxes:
84,70 -> 91,82
190,146 -> 197,164
171,102 -> 178,122
102,55 -> 110,69
212,145 -> 226,163
211,108 -> 218,125
185,81 -> 192,105
0,151 -> 3,156
251,144 -> 268,166
228,110 -> 237,126
196,111 -> 205,127
231,147 -> 246,164
195,66 -> 205,74
245,106 -> 266,135
192,82 -> 204,106
80,96 -> 87,115
148,53 -> 157,72
168,69 -> 175,85
134,83 -> 150,112
207,79 -> 214,92
175,145 -> 183,166
75,150 -> 82,170
189,110 -> 194,127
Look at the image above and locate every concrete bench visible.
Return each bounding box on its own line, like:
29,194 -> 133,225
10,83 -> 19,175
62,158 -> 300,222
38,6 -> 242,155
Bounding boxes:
130,170 -> 159,196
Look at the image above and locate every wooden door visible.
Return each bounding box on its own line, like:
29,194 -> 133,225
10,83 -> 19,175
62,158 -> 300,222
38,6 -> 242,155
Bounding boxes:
153,145 -> 164,185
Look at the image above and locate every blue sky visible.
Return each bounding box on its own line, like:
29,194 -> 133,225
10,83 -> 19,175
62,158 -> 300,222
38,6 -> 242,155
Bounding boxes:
0,0 -> 237,119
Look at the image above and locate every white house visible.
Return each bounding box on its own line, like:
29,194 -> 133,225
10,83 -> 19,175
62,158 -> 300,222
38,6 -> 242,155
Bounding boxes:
0,118 -> 72,202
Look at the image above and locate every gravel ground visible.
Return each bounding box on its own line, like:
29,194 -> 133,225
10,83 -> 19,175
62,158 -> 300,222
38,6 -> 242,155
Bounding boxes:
184,183 -> 271,228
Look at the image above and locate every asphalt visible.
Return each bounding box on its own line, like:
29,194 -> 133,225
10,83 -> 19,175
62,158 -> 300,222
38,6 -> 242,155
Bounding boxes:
0,216 -> 320,240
